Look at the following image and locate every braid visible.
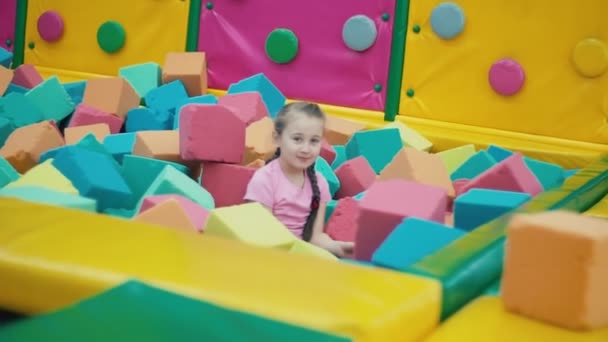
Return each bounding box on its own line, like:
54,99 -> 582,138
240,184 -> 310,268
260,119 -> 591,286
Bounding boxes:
302,161 -> 320,242
266,147 -> 281,163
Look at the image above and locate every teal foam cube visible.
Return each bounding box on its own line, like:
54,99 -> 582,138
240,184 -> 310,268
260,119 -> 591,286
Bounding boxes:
450,150 -> 497,181
345,128 -> 403,174
314,156 -> 340,197
227,73 -> 284,118
25,76 -> 75,121
454,188 -> 531,231
119,62 -> 161,98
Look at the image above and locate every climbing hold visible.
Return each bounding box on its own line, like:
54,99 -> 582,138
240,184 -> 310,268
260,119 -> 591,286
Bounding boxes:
97,21 -> 126,54
430,2 -> 465,39
374,84 -> 383,92
5,39 -> 11,47
28,42 -> 35,49
206,2 -> 214,10
488,58 -> 525,96
406,89 -> 415,97
381,13 -> 390,22
265,28 -> 299,64
343,15 -> 378,52
37,10 -> 64,42
572,38 -> 608,78
413,25 -> 421,34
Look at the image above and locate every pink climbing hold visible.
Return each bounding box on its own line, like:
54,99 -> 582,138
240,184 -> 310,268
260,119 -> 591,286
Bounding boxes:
488,58 -> 525,96
37,10 -> 64,42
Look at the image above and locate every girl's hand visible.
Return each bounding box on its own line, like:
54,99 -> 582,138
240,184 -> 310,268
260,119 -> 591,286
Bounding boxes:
332,240 -> 354,258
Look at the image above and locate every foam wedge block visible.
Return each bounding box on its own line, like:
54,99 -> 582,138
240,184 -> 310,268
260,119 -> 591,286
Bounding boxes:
437,144 -> 476,173
132,130 -> 183,164
24,76 -> 75,122
68,103 -> 124,134
243,117 -> 275,164
502,211 -> 608,331
372,217 -> 465,270
3,158 -> 77,194
200,162 -> 256,207
0,186 -> 96,212
454,188 -> 531,231
227,73 -> 285,117
288,239 -> 339,261
173,95 -> 218,129
451,150 -> 497,181
162,52 -> 207,97
324,196 -> 360,242
0,121 -> 65,173
314,157 -> 340,197
12,64 -> 43,88
205,202 -> 297,249
345,128 -> 403,174
0,156 -> 19,188
334,156 -> 376,198
103,133 -> 136,163
320,139 -> 336,165
0,280 -> 350,342
179,104 -> 245,163
62,81 -> 87,105
82,77 -> 140,119
144,80 -> 189,115
355,180 -> 448,261
0,92 -> 44,127
141,164 -> 214,210
0,117 -> 14,147
139,194 -> 209,231
331,145 -> 346,169
0,47 -> 12,68
0,198 -> 442,341
119,62 -> 161,98
51,146 -> 133,211
0,66 -> 13,96
125,107 -> 172,132
217,92 -> 269,126
133,198 -> 198,232
383,121 -> 433,152
324,115 -> 366,146
64,123 -> 111,145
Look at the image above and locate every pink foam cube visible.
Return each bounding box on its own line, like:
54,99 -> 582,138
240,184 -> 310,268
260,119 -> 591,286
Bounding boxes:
68,103 -> 124,134
179,104 -> 246,163
12,64 -> 43,88
459,153 -> 543,196
355,179 -> 448,261
320,139 -> 336,165
217,92 -> 268,126
334,156 -> 376,198
325,196 -> 360,242
200,162 -> 256,207
139,194 -> 209,231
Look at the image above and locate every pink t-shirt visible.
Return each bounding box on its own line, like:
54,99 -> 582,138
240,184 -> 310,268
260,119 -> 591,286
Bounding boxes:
244,159 -> 332,238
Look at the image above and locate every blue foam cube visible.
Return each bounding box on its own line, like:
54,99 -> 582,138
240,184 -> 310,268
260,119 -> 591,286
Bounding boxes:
144,80 -> 189,114
345,128 -> 403,174
25,76 -> 75,121
454,188 -> 531,231
450,150 -> 497,181
62,81 -> 87,105
103,133 -> 136,163
4,83 -> 28,95
0,47 -> 12,68
227,73 -> 284,118
125,107 -> 172,132
173,94 -> 218,129
314,156 -> 340,197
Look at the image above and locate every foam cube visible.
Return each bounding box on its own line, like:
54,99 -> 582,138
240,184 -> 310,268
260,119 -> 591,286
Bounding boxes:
372,217 -> 465,270
324,115 -> 366,145
173,95 -> 218,129
139,194 -> 209,231
119,62 -> 161,97
346,128 -> 403,174
227,73 -> 285,118
40,133 -> 121,174
355,180 -> 448,261
502,210 -> 608,330
205,202 -> 296,249
325,196 -> 360,242
121,155 -> 190,207
243,117 -> 275,164
134,198 -> 198,232
82,77 -> 140,119
24,76 -> 75,122
319,139 -> 336,165
144,80 -> 189,115
451,150 -> 497,181
132,130 -> 184,164
0,47 -> 12,68
313,156 -> 339,197
437,144 -> 477,173
564,169 -> 579,179
0,186 -> 97,212
0,121 -> 65,173
288,239 -> 338,260
200,162 -> 256,207
458,153 -> 544,197
0,65 -> 13,95
382,121 -> 433,152
379,147 -> 455,198
11,64 -> 43,88
486,144 -> 513,162
0,117 -> 13,147
51,146 -> 133,210
330,145 -> 347,170
454,188 -> 531,231
5,83 -> 28,95
64,123 -> 111,145
325,191 -> 365,222
68,103 -> 124,134
334,156 -> 376,198
4,158 -> 77,194
142,165 -> 215,210
125,107 -> 172,132
0,156 -> 19,188
103,133 -> 136,163
217,92 -> 269,126
179,104 -> 246,163
62,81 -> 87,105
162,52 -> 207,97
0,92 -> 44,127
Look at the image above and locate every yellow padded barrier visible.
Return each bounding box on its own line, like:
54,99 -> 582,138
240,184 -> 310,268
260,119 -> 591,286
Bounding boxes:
585,193 -> 608,219
0,198 -> 441,342
424,296 -> 608,341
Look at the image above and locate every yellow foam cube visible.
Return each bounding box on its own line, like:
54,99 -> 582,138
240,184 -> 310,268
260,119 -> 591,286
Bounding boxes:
204,202 -> 297,249
4,159 -> 77,194
288,239 -> 338,261
437,144 -> 477,173
0,198 -> 442,341
383,121 -> 433,152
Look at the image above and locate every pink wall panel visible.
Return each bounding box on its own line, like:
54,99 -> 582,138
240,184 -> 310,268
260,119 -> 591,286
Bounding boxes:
0,0 -> 17,51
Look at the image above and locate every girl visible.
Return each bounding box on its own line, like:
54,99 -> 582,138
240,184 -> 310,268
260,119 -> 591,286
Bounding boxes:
244,101 -> 354,258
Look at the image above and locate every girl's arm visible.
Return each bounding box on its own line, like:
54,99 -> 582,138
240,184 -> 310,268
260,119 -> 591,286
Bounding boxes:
310,203 -> 354,257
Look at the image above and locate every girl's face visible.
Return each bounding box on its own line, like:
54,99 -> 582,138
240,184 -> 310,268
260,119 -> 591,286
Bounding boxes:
274,114 -> 324,174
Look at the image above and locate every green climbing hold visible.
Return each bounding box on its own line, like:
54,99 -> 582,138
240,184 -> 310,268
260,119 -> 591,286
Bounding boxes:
381,13 -> 390,22
206,2 -> 213,10
97,21 -> 126,54
407,89 -> 415,97
5,39 -> 12,47
265,28 -> 299,64
413,25 -> 421,33
28,41 -> 35,49
374,84 -> 383,92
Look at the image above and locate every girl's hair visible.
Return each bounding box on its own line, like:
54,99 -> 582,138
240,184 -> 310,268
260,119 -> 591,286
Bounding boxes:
266,102 -> 326,242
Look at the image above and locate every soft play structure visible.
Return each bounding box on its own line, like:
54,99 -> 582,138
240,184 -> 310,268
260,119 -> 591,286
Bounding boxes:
0,0 -> 607,341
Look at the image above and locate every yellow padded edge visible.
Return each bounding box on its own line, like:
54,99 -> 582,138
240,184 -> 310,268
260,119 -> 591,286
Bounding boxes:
0,198 -> 441,342
424,296 -> 608,341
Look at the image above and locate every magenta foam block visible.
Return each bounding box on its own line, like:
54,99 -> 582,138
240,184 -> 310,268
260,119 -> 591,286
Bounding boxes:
320,139 -> 336,165
12,64 -> 43,88
325,196 -> 360,242
200,162 -> 256,208
217,92 -> 268,126
69,103 -> 124,134
334,156 -> 376,199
